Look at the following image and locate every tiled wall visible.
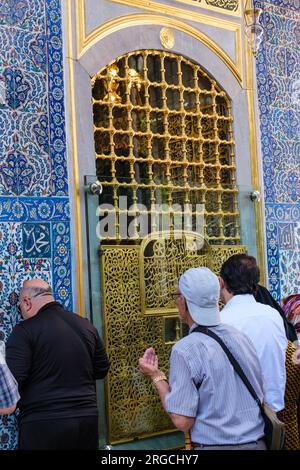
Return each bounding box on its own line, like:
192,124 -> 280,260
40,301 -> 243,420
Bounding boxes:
254,0 -> 300,301
0,0 -> 72,449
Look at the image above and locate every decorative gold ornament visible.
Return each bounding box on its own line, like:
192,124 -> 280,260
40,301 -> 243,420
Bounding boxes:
103,64 -> 121,103
128,68 -> 142,91
159,27 -> 175,49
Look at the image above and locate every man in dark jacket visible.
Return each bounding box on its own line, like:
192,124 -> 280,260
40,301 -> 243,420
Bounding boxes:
6,279 -> 109,450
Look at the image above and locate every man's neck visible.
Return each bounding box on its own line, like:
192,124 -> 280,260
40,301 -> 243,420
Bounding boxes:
222,290 -> 234,305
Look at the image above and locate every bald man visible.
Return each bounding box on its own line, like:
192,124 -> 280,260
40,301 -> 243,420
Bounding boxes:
6,279 -> 109,450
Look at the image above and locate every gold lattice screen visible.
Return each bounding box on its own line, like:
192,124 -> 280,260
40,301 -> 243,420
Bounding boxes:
92,50 -> 239,244
101,237 -> 246,444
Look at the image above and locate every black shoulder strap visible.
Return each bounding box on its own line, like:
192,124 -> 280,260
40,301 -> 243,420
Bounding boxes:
192,326 -> 263,413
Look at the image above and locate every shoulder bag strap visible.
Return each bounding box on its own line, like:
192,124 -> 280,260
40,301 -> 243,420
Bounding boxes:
192,326 -> 263,413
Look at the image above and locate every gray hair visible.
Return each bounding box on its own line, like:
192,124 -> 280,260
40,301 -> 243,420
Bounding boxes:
21,285 -> 53,299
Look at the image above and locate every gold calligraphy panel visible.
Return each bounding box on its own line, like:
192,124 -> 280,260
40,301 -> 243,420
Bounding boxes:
174,0 -> 240,15
140,231 -> 212,315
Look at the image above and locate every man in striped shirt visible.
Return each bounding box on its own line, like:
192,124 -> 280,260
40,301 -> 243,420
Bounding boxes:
0,349 -> 20,415
139,267 -> 266,449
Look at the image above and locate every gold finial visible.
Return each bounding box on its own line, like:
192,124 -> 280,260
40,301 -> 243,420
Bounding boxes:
160,28 -> 175,50
104,64 -> 121,103
128,68 -> 142,91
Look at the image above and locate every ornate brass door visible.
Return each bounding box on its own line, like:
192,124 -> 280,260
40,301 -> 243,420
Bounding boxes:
91,50 -> 247,444
100,234 -> 245,443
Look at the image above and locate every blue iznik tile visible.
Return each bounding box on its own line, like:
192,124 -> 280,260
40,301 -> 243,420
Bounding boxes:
0,416 -> 18,450
1,28 -> 47,75
266,220 -> 281,300
54,290 -> 73,312
51,221 -> 72,294
267,74 -> 290,108
3,67 -> 30,110
265,43 -> 286,77
0,197 -> 70,222
279,250 -> 300,297
286,47 -> 300,77
266,0 -> 300,12
0,129 -> 51,196
263,12 -> 282,45
278,223 -> 295,250
0,0 -> 71,450
22,223 -> 51,258
0,0 -> 30,27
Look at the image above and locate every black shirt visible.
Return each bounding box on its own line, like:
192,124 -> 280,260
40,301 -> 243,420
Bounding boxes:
6,302 -> 109,424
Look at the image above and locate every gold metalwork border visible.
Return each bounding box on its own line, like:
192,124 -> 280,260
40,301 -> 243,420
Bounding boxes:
76,0 -> 243,85
174,0 -> 241,17
244,6 -> 266,285
66,0 -> 85,316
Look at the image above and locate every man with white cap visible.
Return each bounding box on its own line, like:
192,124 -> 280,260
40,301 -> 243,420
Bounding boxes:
139,267 -> 267,449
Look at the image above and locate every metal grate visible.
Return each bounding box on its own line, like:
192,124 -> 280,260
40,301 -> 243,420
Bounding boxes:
92,50 -> 240,244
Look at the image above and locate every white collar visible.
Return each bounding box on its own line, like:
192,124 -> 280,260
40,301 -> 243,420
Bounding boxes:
223,294 -> 256,310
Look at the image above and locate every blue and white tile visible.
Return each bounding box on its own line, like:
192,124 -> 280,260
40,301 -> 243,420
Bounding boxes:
22,222 -> 51,258
279,250 -> 300,297
0,416 -> 17,450
0,197 -> 70,222
278,223 -> 295,250
273,158 -> 300,203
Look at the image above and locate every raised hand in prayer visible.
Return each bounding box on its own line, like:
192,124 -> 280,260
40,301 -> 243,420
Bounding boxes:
138,347 -> 160,379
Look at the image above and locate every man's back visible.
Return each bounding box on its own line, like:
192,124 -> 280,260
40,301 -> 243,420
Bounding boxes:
220,294 -> 287,411
165,323 -> 265,445
6,301 -> 109,424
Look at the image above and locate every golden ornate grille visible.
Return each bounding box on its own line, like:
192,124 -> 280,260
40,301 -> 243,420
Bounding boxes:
140,231 -> 212,315
92,50 -> 239,244
100,242 -> 246,443
92,51 -> 245,444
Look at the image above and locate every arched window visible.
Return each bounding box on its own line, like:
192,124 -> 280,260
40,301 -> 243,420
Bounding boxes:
92,50 -> 239,244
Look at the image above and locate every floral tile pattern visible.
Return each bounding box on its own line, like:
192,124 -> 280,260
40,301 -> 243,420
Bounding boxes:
255,0 -> 300,300
279,249 -> 300,298
0,0 -> 71,449
0,0 -> 68,196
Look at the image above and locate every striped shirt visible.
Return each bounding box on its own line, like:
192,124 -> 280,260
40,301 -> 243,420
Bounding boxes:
165,323 -> 265,445
0,351 -> 20,409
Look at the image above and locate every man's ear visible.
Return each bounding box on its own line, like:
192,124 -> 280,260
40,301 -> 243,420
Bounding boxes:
23,296 -> 32,312
219,276 -> 225,290
179,296 -> 187,310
